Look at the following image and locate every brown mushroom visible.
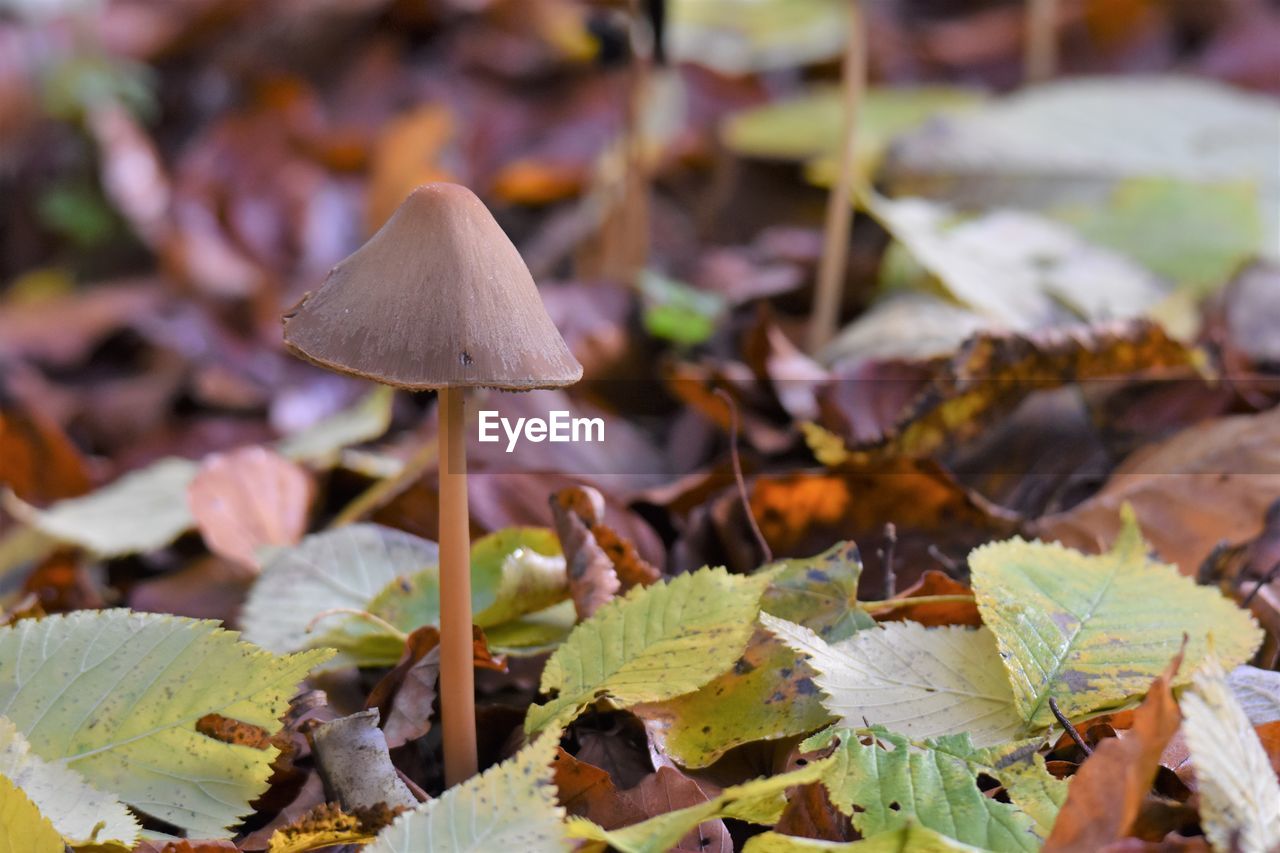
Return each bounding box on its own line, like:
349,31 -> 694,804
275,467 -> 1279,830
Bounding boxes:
283,182 -> 582,784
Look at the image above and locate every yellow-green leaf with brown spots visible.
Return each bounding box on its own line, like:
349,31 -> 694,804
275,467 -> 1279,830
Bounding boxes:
525,567 -> 771,733
970,507 -> 1262,731
0,610 -> 332,838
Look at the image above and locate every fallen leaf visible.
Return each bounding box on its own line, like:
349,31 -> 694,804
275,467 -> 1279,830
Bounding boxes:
188,446 -> 314,569
1181,656 -> 1280,853
1035,407 -> 1280,575
1044,651 -> 1184,851
972,507 -> 1262,731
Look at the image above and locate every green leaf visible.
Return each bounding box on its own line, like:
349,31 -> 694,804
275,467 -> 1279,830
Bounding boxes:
745,825 -> 987,852
1181,656 -> 1280,853
971,508 -> 1263,731
638,270 -> 726,346
887,76 -> 1280,255
525,567 -> 771,733
0,610 -> 331,836
0,773 -> 63,853
668,0 -> 849,74
566,757 -> 833,853
483,600 -> 578,656
275,386 -> 395,466
639,543 -> 873,767
350,527 -> 567,665
762,616 -> 1022,748
1056,178 -> 1262,297
811,728 -> 1039,852
867,194 -> 1167,331
0,716 -> 139,847
5,457 -> 198,557
724,85 -> 982,173
923,734 -> 1066,836
467,527 -> 565,626
367,728 -> 568,853
241,523 -> 439,660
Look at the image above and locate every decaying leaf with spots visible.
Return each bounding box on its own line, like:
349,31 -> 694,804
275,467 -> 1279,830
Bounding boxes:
762,616 -> 1023,747
525,567 -> 772,733
0,610 -> 332,836
1044,650 -> 1183,851
265,801 -> 400,853
637,543 -> 873,768
971,507 -> 1261,731
807,320 -> 1198,463
811,727 -> 1040,851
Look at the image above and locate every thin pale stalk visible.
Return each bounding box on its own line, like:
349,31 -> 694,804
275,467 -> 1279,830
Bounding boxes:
807,2 -> 866,354
439,387 -> 477,785
1024,0 -> 1058,83
859,594 -> 976,612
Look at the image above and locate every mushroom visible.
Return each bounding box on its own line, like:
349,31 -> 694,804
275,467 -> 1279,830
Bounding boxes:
283,182 -> 582,784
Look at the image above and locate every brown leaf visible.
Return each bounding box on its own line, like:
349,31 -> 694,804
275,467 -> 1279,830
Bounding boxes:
0,402 -> 92,504
840,320 -> 1198,461
625,767 -> 732,853
551,485 -> 661,619
365,625 -> 506,749
187,445 -> 314,569
366,105 -> 458,232
1035,407 -> 1280,574
875,569 -> 980,627
773,779 -> 853,843
1044,651 -> 1184,851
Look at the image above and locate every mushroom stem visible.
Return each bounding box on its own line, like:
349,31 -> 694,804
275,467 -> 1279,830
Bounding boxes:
807,1 -> 866,355
1024,0 -> 1058,83
438,386 -> 477,785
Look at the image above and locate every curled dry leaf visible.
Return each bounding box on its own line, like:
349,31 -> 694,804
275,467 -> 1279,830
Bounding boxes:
188,446 -> 315,569
308,710 -> 418,813
551,485 -> 661,620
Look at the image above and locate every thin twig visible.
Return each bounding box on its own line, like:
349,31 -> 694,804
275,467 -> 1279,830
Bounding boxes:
714,388 -> 772,564
928,544 -> 961,575
328,437 -> 437,529
1024,0 -> 1058,83
859,594 -> 975,612
878,522 -> 897,599
807,0 -> 865,353
1048,696 -> 1092,756
1242,560 -> 1280,607
305,608 -> 408,641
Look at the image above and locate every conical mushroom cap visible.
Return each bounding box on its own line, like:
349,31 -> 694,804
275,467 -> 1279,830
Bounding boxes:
283,183 -> 583,390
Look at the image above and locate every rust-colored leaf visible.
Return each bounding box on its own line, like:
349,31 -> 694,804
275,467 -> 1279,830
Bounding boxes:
1044,651 -> 1185,851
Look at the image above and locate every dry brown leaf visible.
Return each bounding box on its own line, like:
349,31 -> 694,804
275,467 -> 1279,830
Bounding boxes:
187,446 -> 314,569
875,569 -> 981,627
1035,407 -> 1280,574
0,403 -> 92,505
551,484 -> 661,620
1044,651 -> 1184,851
